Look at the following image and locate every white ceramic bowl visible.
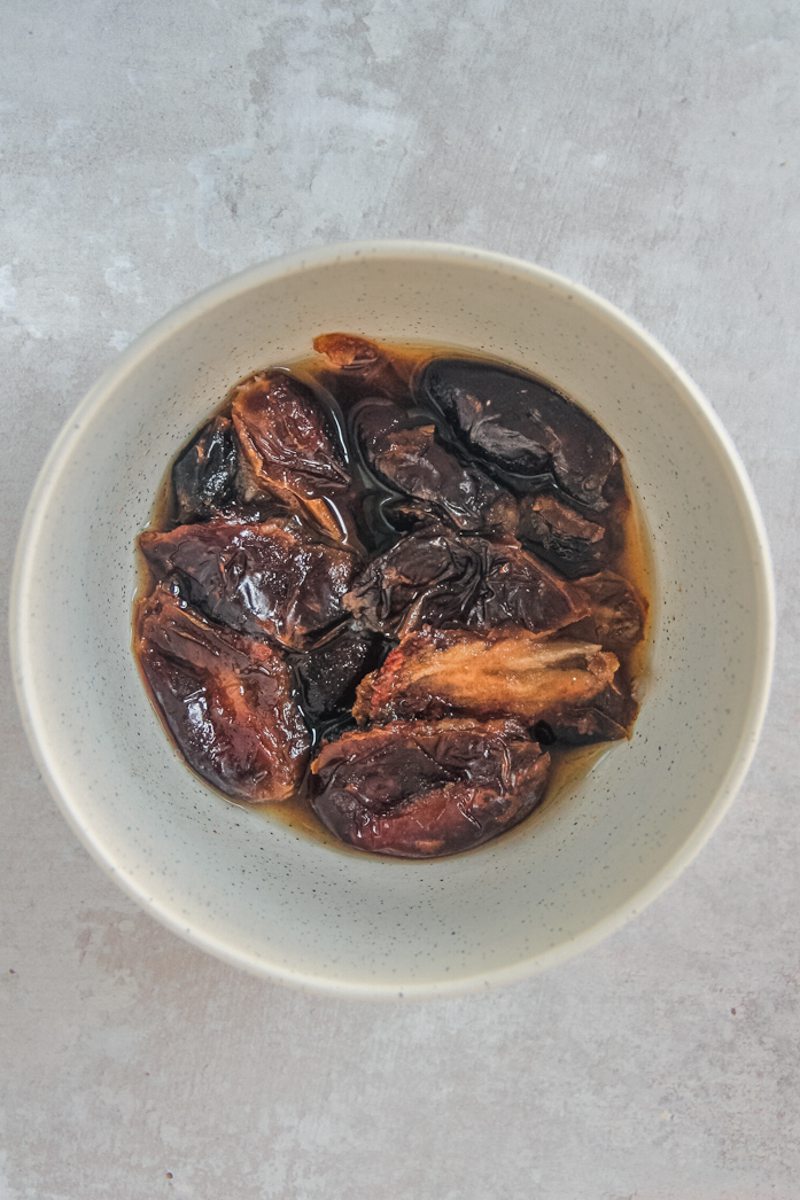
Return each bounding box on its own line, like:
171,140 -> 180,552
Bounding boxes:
11,241 -> 774,997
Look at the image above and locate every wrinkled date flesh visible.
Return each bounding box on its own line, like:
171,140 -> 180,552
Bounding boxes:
135,334 -> 648,858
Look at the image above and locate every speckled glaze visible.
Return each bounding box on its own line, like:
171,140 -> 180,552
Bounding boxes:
10,241 -> 774,998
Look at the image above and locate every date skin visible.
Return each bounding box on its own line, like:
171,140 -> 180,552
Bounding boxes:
137,585 -> 309,802
367,422 -> 515,535
311,718 -> 549,857
232,371 -> 350,540
417,357 -> 620,510
344,527 -> 588,638
140,518 -> 358,649
293,622 -> 383,721
517,494 -> 609,578
354,626 -> 633,743
568,570 -> 647,652
172,415 -> 240,524
313,332 -> 412,402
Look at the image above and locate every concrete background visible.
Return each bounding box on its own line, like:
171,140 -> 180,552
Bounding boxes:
2,2 -> 798,1197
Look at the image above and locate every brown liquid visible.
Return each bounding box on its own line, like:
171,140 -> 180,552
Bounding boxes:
134,339 -> 653,857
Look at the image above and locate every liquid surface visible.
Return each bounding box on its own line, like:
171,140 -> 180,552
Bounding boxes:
134,336 -> 651,858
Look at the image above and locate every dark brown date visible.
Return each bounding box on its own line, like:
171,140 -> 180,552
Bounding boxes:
140,518 -> 358,649
343,527 -> 588,638
137,585 -> 309,802
311,719 -> 549,857
417,357 -> 619,510
232,371 -> 349,540
354,625 -> 635,744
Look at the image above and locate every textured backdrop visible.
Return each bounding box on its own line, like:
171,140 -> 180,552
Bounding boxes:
2,2 -> 798,1197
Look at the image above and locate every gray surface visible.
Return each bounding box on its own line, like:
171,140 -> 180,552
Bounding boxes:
1,1 -> 797,1197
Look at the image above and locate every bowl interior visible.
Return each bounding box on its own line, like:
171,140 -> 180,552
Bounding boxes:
13,245 -> 772,994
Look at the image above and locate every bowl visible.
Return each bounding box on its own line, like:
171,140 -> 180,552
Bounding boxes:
10,241 -> 774,997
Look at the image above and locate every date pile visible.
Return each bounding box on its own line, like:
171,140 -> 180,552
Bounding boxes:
136,335 -> 645,858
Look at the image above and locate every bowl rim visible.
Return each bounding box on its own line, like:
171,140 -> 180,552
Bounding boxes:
9,238 -> 776,999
